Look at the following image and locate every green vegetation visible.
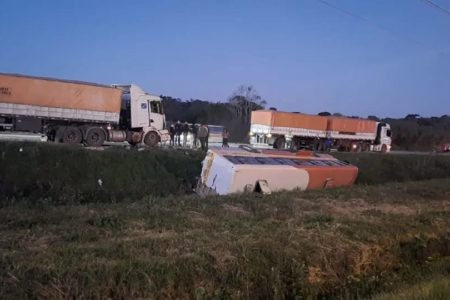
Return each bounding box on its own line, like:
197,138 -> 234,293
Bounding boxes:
334,152 -> 450,184
386,115 -> 450,151
2,142 -> 450,206
0,142 -> 203,205
1,179 -> 450,299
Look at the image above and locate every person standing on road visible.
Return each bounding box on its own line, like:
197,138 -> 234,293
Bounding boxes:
324,138 -> 332,152
222,128 -> 229,147
191,123 -> 198,149
174,121 -> 182,146
169,124 -> 175,146
198,124 -> 208,151
205,125 -> 210,149
182,121 -> 190,148
313,136 -> 320,151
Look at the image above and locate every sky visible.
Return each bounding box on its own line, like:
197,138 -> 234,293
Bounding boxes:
0,0 -> 449,118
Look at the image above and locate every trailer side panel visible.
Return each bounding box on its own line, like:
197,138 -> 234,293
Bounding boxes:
0,74 -> 122,123
272,111 -> 328,131
327,117 -> 377,134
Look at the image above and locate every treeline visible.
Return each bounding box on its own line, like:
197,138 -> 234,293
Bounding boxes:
162,96 -> 250,142
162,94 -> 450,150
161,85 -> 266,143
385,115 -> 450,150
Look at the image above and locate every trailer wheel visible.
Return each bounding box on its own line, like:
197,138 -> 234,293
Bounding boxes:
144,131 -> 159,147
62,127 -> 82,144
54,126 -> 66,142
85,127 -> 105,147
274,137 -> 285,149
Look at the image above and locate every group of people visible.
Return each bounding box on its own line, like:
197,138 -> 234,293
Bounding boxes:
168,121 -> 229,150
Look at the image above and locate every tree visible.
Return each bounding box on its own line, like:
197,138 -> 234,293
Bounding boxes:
368,115 -> 379,121
228,85 -> 266,123
318,112 -> 331,116
405,114 -> 420,120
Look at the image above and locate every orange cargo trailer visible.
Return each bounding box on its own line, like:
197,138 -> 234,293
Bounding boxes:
251,110 -> 328,131
250,109 -> 392,153
0,73 -> 122,122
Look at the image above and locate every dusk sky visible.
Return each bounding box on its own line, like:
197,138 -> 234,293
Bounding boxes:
1,0 -> 449,118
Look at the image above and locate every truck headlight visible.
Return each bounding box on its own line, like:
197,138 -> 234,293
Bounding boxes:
266,133 -> 272,138
249,132 -> 254,136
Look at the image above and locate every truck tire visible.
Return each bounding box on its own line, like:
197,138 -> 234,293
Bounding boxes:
274,137 -> 285,149
85,127 -> 105,147
62,126 -> 82,144
144,131 -> 159,147
54,126 -> 66,142
290,141 -> 299,152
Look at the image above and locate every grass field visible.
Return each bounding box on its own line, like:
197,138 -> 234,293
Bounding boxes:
1,142 -> 450,298
334,152 -> 450,185
1,178 -> 450,299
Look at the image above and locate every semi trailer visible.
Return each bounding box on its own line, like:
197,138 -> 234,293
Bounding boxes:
0,73 -> 168,146
250,110 -> 392,152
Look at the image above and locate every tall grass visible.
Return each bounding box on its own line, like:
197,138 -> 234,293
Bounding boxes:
334,152 -> 450,184
0,142 -> 202,205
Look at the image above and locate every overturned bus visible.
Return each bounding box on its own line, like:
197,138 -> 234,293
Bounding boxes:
196,146 -> 358,196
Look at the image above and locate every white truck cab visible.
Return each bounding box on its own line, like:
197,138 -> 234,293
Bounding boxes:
113,84 -> 169,146
372,122 -> 392,152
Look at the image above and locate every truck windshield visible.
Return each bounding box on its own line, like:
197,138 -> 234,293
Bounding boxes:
150,101 -> 163,114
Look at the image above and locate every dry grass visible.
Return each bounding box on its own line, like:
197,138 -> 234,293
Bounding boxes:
372,276 -> 450,300
1,178 -> 450,299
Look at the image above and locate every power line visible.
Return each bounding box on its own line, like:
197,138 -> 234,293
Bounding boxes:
316,0 -> 426,47
421,0 -> 450,16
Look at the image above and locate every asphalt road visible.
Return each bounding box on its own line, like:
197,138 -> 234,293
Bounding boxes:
0,133 -> 449,155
